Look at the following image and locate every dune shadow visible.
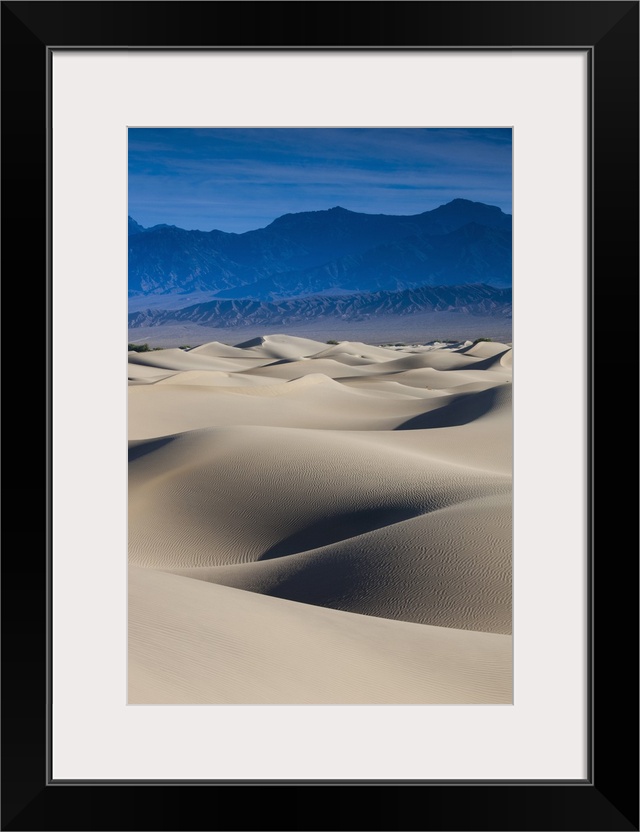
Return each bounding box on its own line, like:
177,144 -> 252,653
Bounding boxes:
128,436 -> 175,462
395,386 -> 502,430
233,336 -> 264,349
258,507 -> 419,561
461,350 -> 511,371
451,346 -> 511,367
257,357 -> 299,367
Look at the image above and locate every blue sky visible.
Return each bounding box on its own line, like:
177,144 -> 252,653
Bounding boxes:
128,128 -> 512,233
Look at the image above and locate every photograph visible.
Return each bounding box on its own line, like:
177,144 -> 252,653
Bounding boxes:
3,0 -> 636,826
127,127 -> 514,705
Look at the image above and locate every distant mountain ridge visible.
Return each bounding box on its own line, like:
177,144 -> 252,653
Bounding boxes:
217,222 -> 512,301
129,199 -> 512,301
128,283 -> 512,330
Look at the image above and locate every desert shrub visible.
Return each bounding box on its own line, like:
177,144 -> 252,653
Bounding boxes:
472,337 -> 493,345
326,340 -> 339,345
128,343 -> 165,352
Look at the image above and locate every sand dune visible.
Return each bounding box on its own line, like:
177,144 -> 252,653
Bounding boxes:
128,347 -> 269,373
129,567 -> 512,705
153,369 -> 282,388
129,334 -> 512,704
310,340 -> 404,361
188,340 -> 266,359
170,494 -> 512,634
457,340 -> 511,359
129,425 -> 509,568
233,333 -> 329,360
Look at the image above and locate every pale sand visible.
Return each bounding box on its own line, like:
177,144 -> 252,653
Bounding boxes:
129,567 -> 511,704
129,334 -> 512,704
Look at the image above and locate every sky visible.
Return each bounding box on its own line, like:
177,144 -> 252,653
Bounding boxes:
128,128 -> 512,234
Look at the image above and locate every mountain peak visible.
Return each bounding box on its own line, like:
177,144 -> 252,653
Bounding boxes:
436,198 -> 507,215
448,198 -> 477,205
128,216 -> 146,235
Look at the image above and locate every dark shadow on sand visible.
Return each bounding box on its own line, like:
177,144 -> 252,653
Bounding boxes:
128,436 -> 176,462
395,386 -> 504,430
258,507 -> 419,561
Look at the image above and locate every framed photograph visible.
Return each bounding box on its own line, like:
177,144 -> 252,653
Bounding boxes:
2,2 -> 637,830
126,123 -> 516,712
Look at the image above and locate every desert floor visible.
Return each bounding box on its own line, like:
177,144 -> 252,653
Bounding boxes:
128,333 -> 512,704
127,311 -> 512,350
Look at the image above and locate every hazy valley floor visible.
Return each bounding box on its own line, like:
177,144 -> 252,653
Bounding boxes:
127,311 -> 512,350
128,333 -> 513,704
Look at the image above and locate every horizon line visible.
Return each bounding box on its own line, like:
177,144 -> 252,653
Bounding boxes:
128,197 -> 512,235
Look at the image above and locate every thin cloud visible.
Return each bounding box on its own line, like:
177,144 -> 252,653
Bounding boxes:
129,127 -> 512,232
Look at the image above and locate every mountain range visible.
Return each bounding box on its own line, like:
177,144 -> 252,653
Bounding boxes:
128,199 -> 512,329
129,284 -> 511,330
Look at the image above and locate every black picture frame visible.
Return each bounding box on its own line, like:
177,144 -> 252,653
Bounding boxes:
2,2 -> 638,830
